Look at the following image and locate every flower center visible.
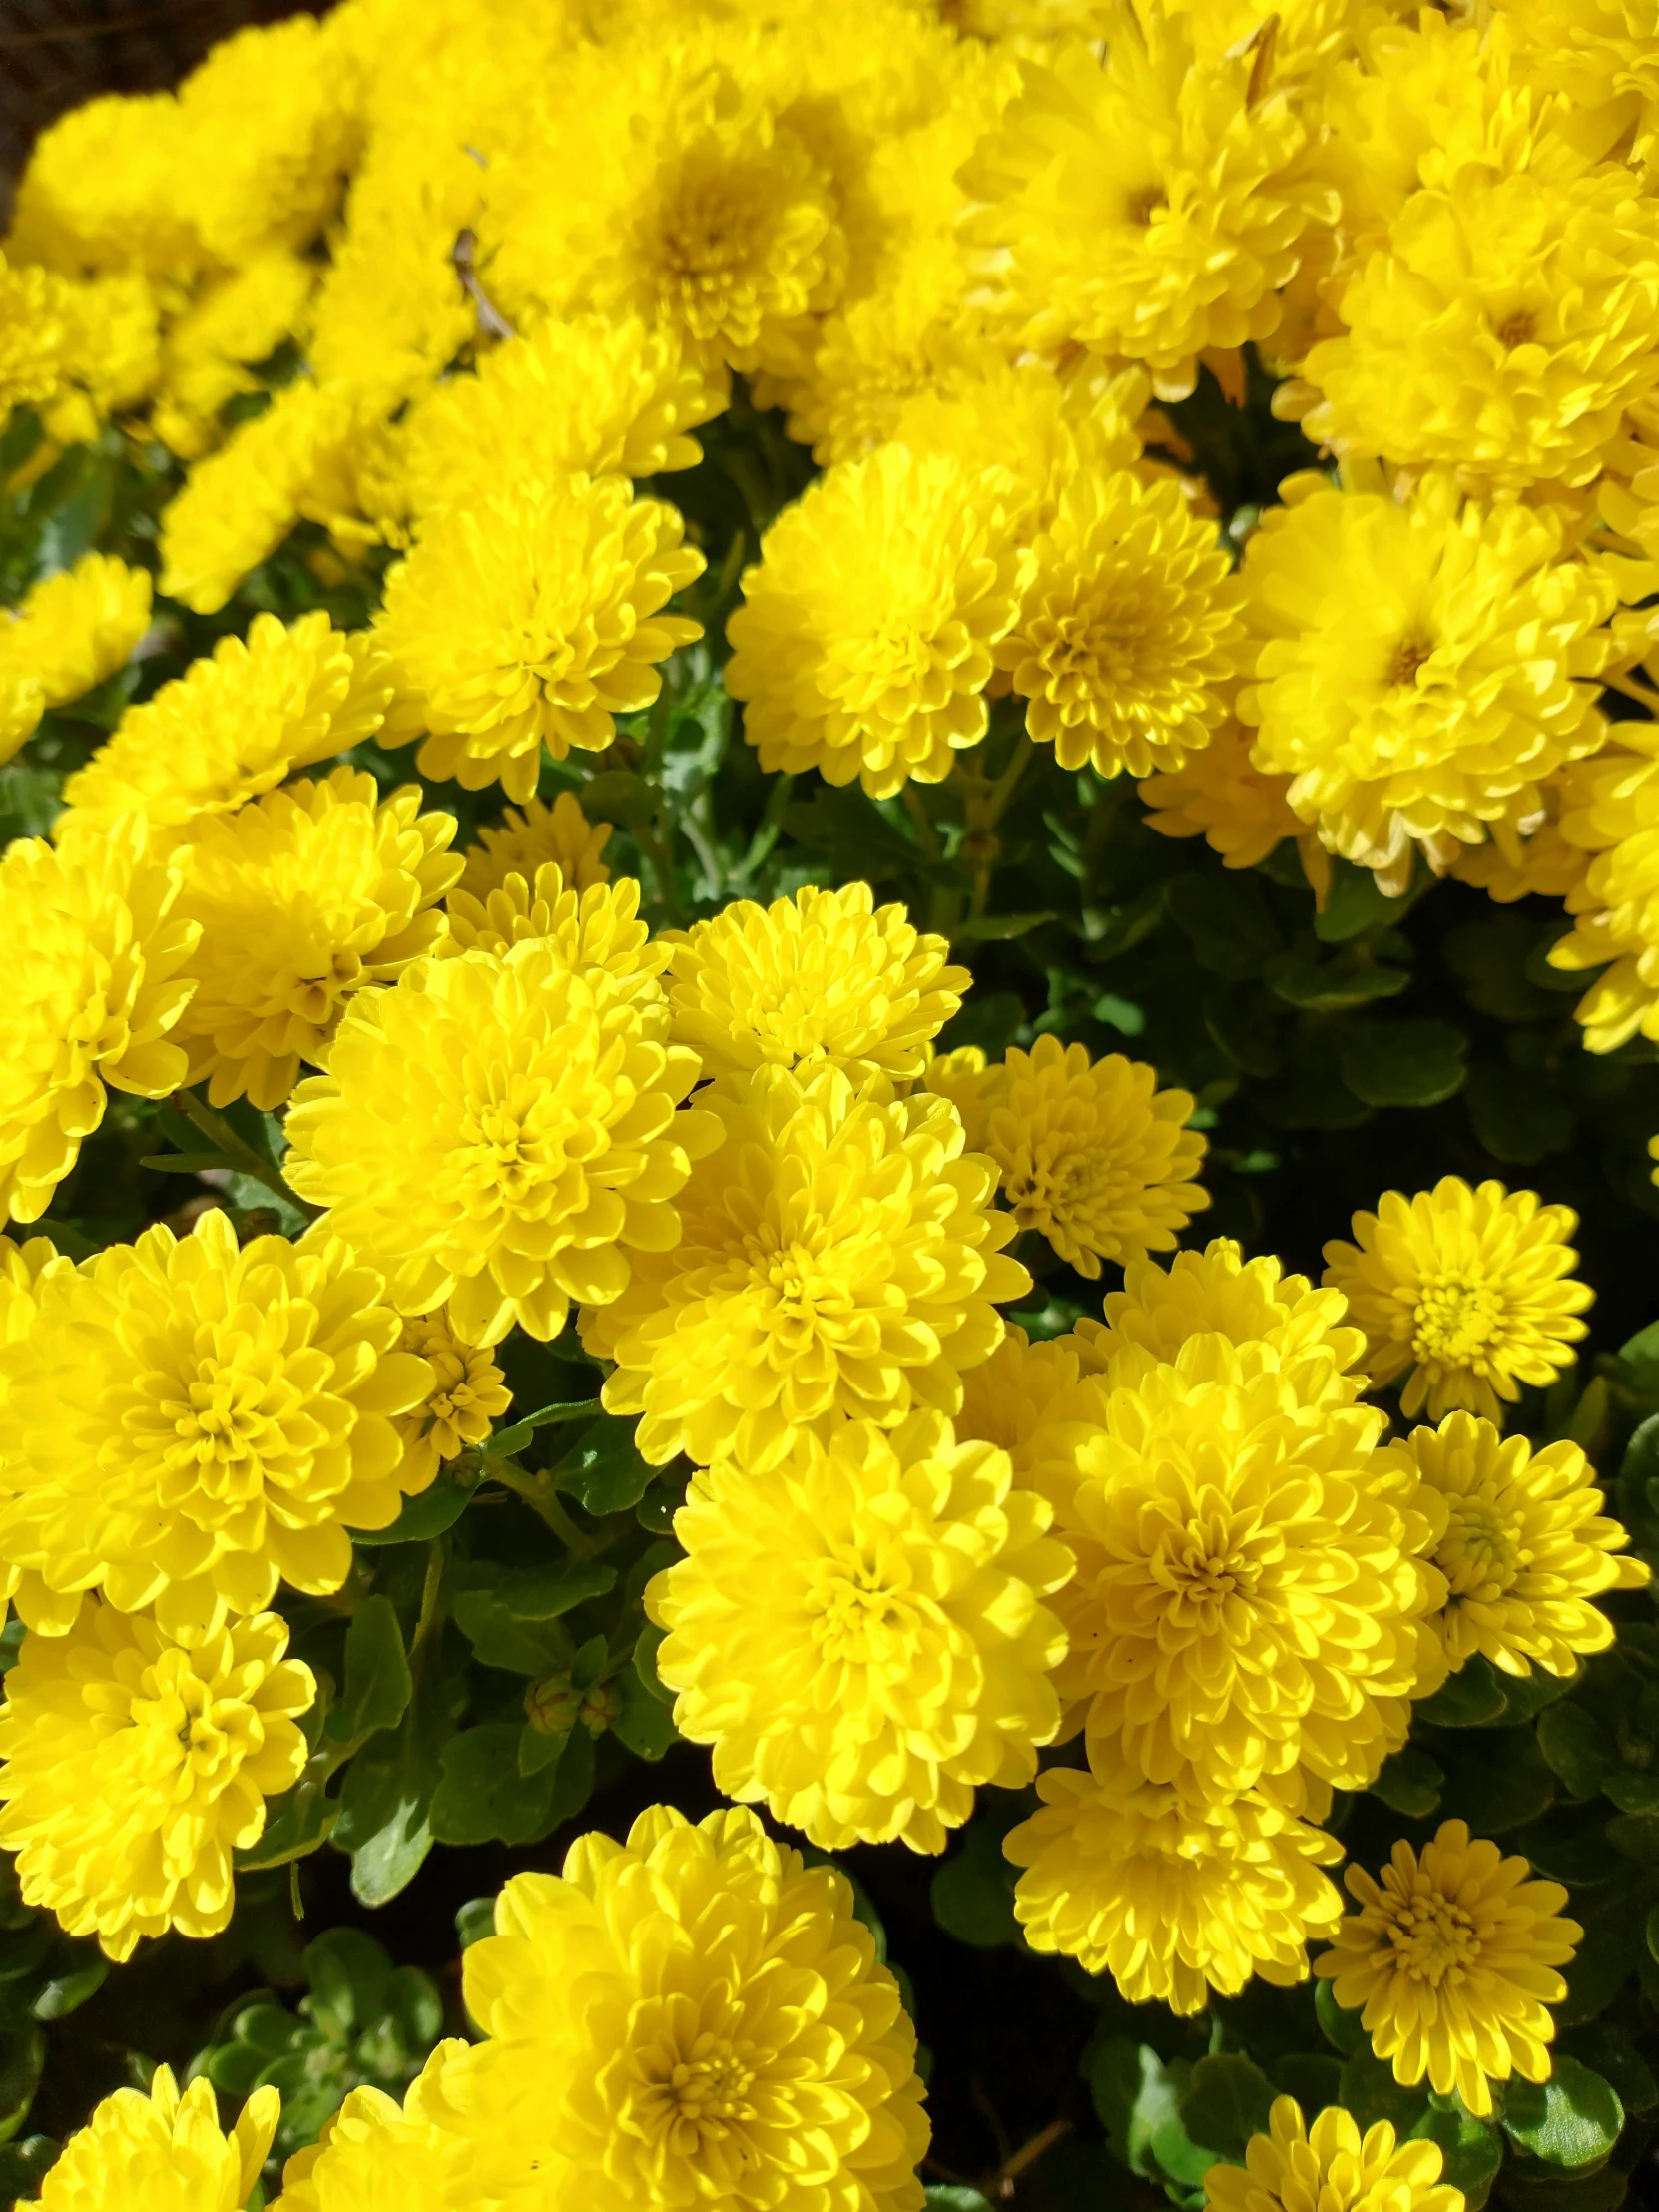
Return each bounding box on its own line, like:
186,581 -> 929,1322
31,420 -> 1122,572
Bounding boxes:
1382,1891 -> 1479,1985
1389,635 -> 1433,688
280,947 -> 364,1028
1151,1512 -> 1264,1626
807,1546 -> 917,1666
630,2027 -> 763,2157
1125,184 -> 1168,226
1438,1497 -> 1521,1597
1413,1275 -> 1503,1367
1495,308 -> 1536,349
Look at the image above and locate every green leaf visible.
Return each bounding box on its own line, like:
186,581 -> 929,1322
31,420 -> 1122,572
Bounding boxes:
1538,1704 -> 1617,1800
580,770 -> 659,830
303,1928 -> 392,2040
1370,1746 -> 1445,1818
237,1781 -> 338,1871
612,1669 -> 679,1761
451,1564 -> 616,1674
0,2025 -> 44,2145
1338,2045 -> 1429,2137
1425,1721 -> 1555,1833
1503,2060 -> 1623,2169
0,2136 -> 58,2201
1179,2053 -> 1276,2160
351,1468 -> 481,1546
1493,2168 -> 1630,2212
342,1597 -> 411,1742
551,1416 -> 654,1516
1558,1886 -> 1639,2023
455,1899 -> 495,1950
1566,2025 -> 1658,2117
635,1622 -> 676,1705
1090,2040 -> 1189,2180
518,1720 -> 570,1777
1466,1067 -> 1575,1165
430,1725 -> 561,1847
1338,1018 -> 1467,1108
1314,862 -> 1415,944
1408,2105 -> 1503,2209
1168,871 -> 1283,980
1316,1979 -> 1367,2057
331,1652 -> 451,1907
930,1818 -> 1021,1951
1414,1656 -> 1509,1727
481,1397 -> 603,1457
924,2192 -> 992,2210
950,910 -> 1056,945
1264,948 -> 1409,1013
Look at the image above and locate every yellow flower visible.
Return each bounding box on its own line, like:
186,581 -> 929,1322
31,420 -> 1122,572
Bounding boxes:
725,443 -> 1028,799
1006,1762 -> 1344,2011
956,1322 -> 1087,1469
1496,0 -> 1659,172
0,554 -> 152,762
0,1208 -> 433,1637
582,1062 -> 1030,1471
1548,728 -> 1659,1049
959,7 -> 1334,399
0,1602 -> 313,1959
284,943 -> 712,1348
947,1036 -> 1210,1278
1451,777 -> 1591,908
372,473 -> 703,802
1316,1820 -> 1581,2116
62,612 -> 395,834
893,356 -> 1151,529
1238,470 -> 1617,894
443,867 -> 671,1009
1203,2096 -> 1462,2212
398,311 -> 727,521
23,2067 -> 278,2210
419,1806 -> 930,2211
172,769 -> 461,1111
274,2074 -> 481,2212
0,816 -> 198,1226
390,1312 -> 512,1490
994,467 -> 1244,778
663,881 -> 970,1084
458,791 -> 612,901
153,249 -> 317,460
0,255 -> 66,416
648,1410 -> 1070,1851
1388,1411 -> 1649,1678
1138,717 -> 1336,893
1323,1177 -> 1593,1424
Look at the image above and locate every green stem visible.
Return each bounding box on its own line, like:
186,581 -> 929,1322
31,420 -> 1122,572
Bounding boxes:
639,817 -> 687,927
492,1463 -> 604,1557
901,783 -> 942,859
977,733 -> 1035,829
408,1541 -> 446,1668
731,772 -> 795,888
174,1090 -> 318,1217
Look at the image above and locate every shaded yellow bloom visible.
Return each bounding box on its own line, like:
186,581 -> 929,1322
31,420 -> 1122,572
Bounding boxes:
0,554 -> 151,763
957,1322 -> 1086,1470
172,768 -> 461,1111
583,1062 -> 1029,1471
994,467 -> 1244,778
663,881 -> 969,1084
391,1311 -> 512,1490
373,473 -> 703,801
1323,1177 -> 1592,1424
443,867 -> 671,1009
0,1208 -> 433,1637
62,612 -> 394,833
24,2067 -> 278,2211
1316,1821 -> 1581,2117
0,255 -> 66,416
0,1602 -> 313,1959
275,2072 -> 481,2212
1238,470 -> 1617,894
1006,1762 -> 1344,2011
1451,779 -> 1590,908
648,1410 -> 1070,1852
892,356 -> 1150,529
725,443 -> 1027,799
1548,728 -> 1659,1049
152,248 -> 316,460
284,943 -> 712,1348
1138,717 -> 1334,894
0,816 -> 197,1226
457,791 -> 612,901
1497,0 -> 1659,171
1388,1411 -> 1648,1678
1204,2096 -> 1461,2212
946,1036 -> 1209,1278
419,1806 -> 929,2210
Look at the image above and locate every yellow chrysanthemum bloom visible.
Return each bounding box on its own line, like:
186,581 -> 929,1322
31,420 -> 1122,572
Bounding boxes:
0,816 -> 198,1226
0,255 -> 66,417
22,2068 -> 278,2211
152,248 -> 317,460
956,1322 -> 1086,1471
892,357 -> 1150,531
1204,2096 -> 1462,2212
1452,779 -> 1590,907
372,474 -> 703,801
443,867 -> 671,1010
994,468 -> 1244,778
958,6 -> 1334,399
0,553 -> 151,762
0,1208 -> 433,1636
390,1312 -> 512,1490
284,943 -> 713,1347
1138,717 -> 1333,896
663,881 -> 969,1084
172,769 -> 461,1110
583,1062 -> 1029,1471
946,1036 -> 1209,1278
1323,1177 -> 1593,1424
1316,1821 -> 1581,2117
725,444 -> 1028,799
1238,470 -> 1617,894
62,612 -> 394,833
1028,1335 -> 1445,1805
1006,1762 -> 1344,2011
0,1601 -> 313,1958
422,1806 -> 930,2210
648,1410 -> 1070,1852
1387,1411 -> 1649,1678
274,2072 -> 480,2212
399,312 -> 727,521
1547,729 -> 1659,1048
457,791 -> 612,901
1496,0 -> 1659,170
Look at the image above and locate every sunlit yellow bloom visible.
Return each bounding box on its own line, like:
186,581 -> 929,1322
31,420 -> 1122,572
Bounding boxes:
1204,2096 -> 1462,2212
62,612 -> 394,833
1387,1411 -> 1649,1678
1007,1762 -> 1344,2011
25,2067 -> 278,2211
1138,717 -> 1332,893
0,554 -> 151,762
584,1062 -> 1029,1471
443,868 -> 670,1009
1316,1821 -> 1581,2117
1451,771 -> 1591,907
275,2073 -> 481,2212
373,473 -> 703,801
0,1208 -> 432,1636
956,1323 -> 1086,1471
664,881 -> 969,1084
284,943 -> 712,1348
0,816 -> 197,1226
390,1310 -> 512,1490
457,791 -> 612,901
418,1806 -> 929,2210
153,249 -> 317,460
725,443 -> 1027,799
0,1602 -> 313,1958
0,255 -> 66,416
1323,1177 -> 1592,1424
1496,0 -> 1659,171
1548,728 -> 1659,1048
893,357 -> 1150,528
995,468 -> 1243,778
172,768 -> 460,1110
648,1410 -> 1069,1851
